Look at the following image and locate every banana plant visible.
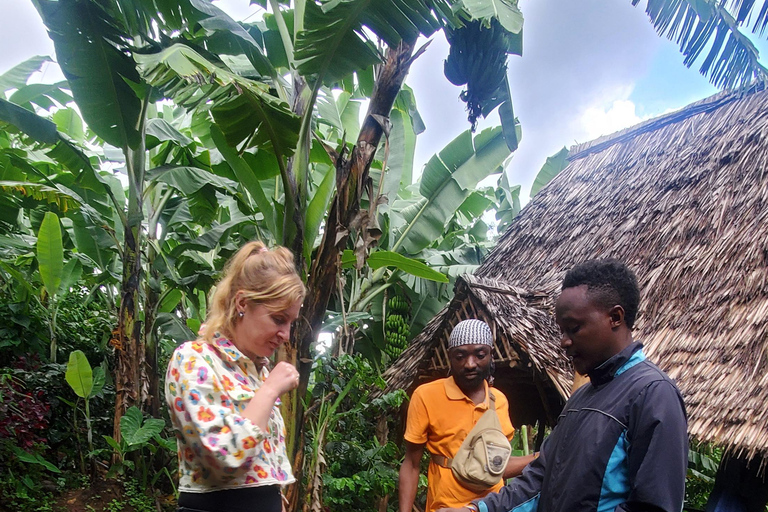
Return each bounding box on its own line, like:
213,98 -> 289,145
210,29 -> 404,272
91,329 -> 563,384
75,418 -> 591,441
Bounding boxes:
12,2 -> 529,507
64,349 -> 106,472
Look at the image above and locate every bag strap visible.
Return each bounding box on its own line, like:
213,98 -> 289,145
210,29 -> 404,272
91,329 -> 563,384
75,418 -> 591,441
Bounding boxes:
431,453 -> 452,468
430,388 -> 499,468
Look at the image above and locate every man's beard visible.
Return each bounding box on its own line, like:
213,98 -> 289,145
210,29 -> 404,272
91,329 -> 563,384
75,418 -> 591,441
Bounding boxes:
454,365 -> 491,389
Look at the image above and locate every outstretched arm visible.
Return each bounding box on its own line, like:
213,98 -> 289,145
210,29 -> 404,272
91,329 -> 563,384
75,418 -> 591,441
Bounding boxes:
399,441 -> 425,512
503,453 -> 537,479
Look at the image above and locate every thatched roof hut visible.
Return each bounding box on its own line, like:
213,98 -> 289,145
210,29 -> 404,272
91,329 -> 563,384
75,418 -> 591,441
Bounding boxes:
385,85 -> 768,460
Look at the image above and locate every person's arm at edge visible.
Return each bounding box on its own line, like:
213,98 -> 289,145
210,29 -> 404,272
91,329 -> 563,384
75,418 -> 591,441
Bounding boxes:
467,435 -> 550,512
399,441 -> 425,512
503,453 -> 537,479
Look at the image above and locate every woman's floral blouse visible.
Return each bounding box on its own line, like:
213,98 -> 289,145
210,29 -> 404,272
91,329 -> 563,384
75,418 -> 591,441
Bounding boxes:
165,334 -> 294,492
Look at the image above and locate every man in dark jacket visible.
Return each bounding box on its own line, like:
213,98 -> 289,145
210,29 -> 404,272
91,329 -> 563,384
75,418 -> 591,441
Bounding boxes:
438,259 -> 689,512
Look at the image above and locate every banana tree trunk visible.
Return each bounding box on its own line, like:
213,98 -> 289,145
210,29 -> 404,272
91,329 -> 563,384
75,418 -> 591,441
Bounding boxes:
283,40 -> 417,512
112,107 -> 148,442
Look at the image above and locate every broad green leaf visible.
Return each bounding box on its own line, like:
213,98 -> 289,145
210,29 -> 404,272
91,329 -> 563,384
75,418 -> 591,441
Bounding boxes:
189,0 -> 274,76
120,406 -> 166,448
11,445 -> 61,473
158,289 -> 183,314
52,108 -> 85,143
0,56 -> 51,94
0,181 -> 81,212
635,0 -> 768,89
294,0 -> 450,85
147,165 -> 238,196
394,127 -> 510,254
65,349 -> 94,399
212,126 -> 278,237
8,82 -> 72,111
58,258 -> 83,296
342,249 -> 449,282
294,1 -> 381,84
321,311 -> 373,332
35,0 -> 143,149
304,164 -> 336,261
136,44 -> 299,155
530,146 -> 568,197
91,365 -> 106,396
103,435 -> 122,452
37,212 -> 64,297
381,107 -> 414,202
0,97 -> 57,143
1,95 -> 106,193
460,0 -> 523,33
169,214 -> 252,256
495,171 -> 520,234
145,118 -> 193,147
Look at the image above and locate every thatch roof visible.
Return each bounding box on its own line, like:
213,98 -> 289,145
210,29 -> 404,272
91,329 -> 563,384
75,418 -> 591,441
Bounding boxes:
387,85 -> 768,459
381,275 -> 570,426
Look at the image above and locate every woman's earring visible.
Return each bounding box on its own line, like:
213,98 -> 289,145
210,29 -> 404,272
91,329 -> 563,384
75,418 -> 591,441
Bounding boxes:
238,311 -> 244,318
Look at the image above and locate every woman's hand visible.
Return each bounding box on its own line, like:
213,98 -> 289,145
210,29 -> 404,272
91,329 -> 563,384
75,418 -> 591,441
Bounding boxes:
244,361 -> 300,430
262,361 -> 300,397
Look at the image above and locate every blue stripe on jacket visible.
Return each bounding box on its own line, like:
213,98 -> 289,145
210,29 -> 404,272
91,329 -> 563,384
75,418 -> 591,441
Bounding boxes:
597,430 -> 630,512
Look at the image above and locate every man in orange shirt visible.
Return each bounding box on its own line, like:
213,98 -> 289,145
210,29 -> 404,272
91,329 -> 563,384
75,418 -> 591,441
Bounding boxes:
398,319 -> 535,512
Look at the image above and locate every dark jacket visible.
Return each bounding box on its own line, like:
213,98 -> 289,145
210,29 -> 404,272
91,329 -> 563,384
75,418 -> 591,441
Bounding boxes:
476,342 -> 688,512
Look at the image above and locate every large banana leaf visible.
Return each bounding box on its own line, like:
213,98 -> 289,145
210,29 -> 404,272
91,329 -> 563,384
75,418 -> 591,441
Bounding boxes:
303,164 -> 336,262
187,0 -> 275,77
0,56 -> 51,94
460,0 -> 523,33
341,249 -> 448,282
146,165 -> 239,196
37,212 -> 64,298
0,99 -> 109,193
136,44 -> 300,155
8,82 -> 73,112
530,146 -> 568,197
0,181 -> 81,212
294,0 -> 452,85
634,0 -> 768,88
393,126 -> 510,254
211,126 -> 279,239
33,0 -> 143,149
381,85 -> 421,204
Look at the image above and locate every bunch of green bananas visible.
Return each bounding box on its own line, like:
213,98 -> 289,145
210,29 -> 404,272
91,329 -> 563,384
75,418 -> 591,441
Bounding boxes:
385,296 -> 411,359
444,19 -> 509,130
388,296 -> 409,315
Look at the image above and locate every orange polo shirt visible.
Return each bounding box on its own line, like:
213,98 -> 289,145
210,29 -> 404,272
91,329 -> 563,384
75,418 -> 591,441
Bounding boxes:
404,377 -> 515,512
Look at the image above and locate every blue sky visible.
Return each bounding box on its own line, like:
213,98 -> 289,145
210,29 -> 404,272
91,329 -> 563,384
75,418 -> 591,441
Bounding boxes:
1,0 -> 758,203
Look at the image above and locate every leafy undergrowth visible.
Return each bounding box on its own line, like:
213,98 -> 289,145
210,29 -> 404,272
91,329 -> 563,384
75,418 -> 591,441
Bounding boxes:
0,478 -> 175,512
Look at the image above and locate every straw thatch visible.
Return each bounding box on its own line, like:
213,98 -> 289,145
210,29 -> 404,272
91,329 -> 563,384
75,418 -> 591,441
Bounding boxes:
381,275 -> 569,427
386,85 -> 768,459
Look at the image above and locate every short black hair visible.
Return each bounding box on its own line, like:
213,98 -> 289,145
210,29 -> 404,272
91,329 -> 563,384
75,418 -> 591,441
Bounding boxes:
561,259 -> 640,329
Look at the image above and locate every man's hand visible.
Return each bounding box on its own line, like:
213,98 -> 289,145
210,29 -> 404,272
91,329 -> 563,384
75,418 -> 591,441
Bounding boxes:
435,508 -> 473,512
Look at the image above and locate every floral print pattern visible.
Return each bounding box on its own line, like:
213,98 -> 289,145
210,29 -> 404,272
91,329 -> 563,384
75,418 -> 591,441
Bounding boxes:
165,335 -> 294,491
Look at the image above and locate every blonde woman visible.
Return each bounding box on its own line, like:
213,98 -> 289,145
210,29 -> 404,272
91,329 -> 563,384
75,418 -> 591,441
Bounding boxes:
165,241 -> 306,512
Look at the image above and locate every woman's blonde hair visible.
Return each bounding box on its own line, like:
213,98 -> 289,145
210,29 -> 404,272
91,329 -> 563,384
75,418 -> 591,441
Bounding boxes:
202,241 -> 306,342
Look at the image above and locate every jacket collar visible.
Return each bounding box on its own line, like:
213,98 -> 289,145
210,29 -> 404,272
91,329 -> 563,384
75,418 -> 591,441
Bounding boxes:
444,376 -> 491,409
588,341 -> 644,387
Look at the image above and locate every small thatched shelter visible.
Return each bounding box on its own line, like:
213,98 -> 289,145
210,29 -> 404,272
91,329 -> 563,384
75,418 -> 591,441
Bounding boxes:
385,84 -> 768,461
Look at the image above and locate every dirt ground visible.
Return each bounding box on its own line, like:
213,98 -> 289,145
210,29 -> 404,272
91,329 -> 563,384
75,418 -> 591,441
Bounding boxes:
51,479 -> 176,512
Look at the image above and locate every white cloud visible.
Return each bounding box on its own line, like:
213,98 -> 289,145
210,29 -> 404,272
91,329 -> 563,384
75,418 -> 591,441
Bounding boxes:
581,99 -> 642,140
